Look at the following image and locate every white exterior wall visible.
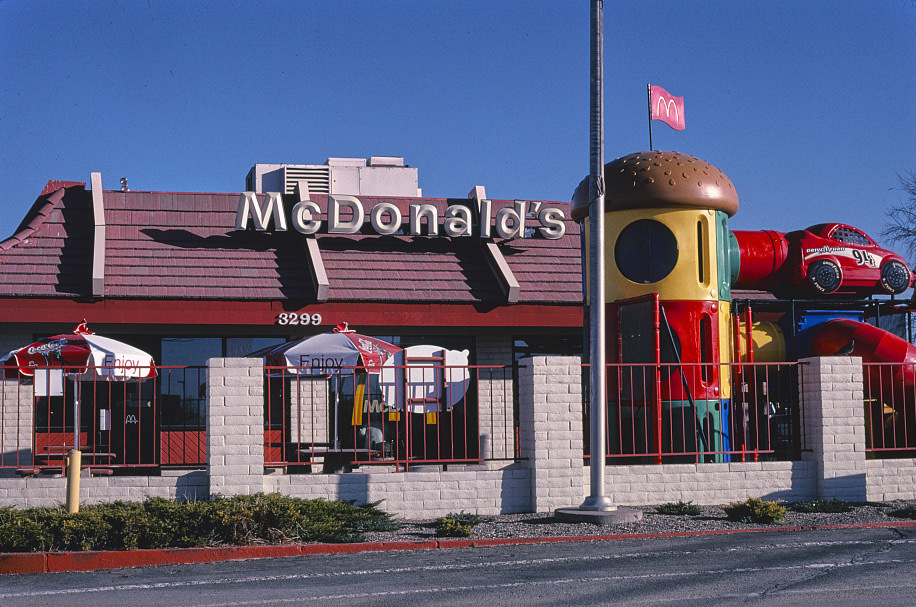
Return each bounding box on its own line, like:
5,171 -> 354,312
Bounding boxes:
264,465 -> 531,518
5,354 -> 916,514
868,458 -> 916,501
0,470 -> 207,508
602,461 -> 816,505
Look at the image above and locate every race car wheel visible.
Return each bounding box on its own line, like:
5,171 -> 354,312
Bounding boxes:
808,259 -> 842,294
880,260 -> 911,294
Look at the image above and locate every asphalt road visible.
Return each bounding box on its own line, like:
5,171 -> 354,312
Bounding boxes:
3,527 -> 916,606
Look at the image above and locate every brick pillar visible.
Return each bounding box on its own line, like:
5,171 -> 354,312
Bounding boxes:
799,356 -> 867,501
207,358 -> 264,496
518,355 -> 586,512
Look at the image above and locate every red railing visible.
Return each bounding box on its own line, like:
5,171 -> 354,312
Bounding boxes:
584,361 -> 802,464
1,365 -> 206,472
863,362 -> 916,455
263,364 -> 515,471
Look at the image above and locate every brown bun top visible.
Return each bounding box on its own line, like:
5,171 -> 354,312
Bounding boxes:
570,151 -> 739,221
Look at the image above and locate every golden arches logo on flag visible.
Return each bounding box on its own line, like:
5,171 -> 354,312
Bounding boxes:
649,85 -> 685,130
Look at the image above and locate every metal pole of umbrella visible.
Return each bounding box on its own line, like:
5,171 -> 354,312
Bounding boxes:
333,374 -> 340,451
74,379 -> 81,451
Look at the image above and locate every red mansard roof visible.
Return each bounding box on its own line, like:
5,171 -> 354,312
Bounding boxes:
0,181 -> 583,308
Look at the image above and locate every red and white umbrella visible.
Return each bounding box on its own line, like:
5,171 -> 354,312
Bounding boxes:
260,322 -> 401,376
2,322 -> 156,452
3,322 -> 156,380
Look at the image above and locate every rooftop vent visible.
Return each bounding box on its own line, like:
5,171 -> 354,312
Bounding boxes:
246,157 -> 420,197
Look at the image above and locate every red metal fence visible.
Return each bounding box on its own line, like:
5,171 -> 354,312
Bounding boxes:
585,361 -> 803,463
263,364 -> 515,471
863,362 -> 916,455
1,365 -> 206,472
3,358 -> 845,473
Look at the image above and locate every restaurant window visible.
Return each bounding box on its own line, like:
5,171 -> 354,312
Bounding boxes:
158,338 -> 220,430
156,336 -> 279,431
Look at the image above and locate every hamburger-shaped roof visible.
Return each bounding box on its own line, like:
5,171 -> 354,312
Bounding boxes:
571,151 -> 739,221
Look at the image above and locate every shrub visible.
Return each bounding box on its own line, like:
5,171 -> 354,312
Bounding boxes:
441,511 -> 488,527
0,494 -> 400,552
723,497 -> 786,524
655,501 -> 701,516
789,499 -> 854,514
0,506 -> 50,552
434,511 -> 487,538
435,518 -> 473,538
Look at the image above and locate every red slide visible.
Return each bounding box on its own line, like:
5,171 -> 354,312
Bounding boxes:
810,318 -> 916,404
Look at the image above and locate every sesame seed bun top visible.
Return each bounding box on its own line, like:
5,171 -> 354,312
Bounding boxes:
571,151 -> 739,221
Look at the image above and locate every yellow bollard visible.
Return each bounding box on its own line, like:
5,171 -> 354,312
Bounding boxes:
65,449 -> 81,514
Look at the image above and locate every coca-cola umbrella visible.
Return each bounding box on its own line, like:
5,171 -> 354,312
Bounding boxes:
2,322 -> 156,451
254,323 -> 400,450
259,323 -> 401,376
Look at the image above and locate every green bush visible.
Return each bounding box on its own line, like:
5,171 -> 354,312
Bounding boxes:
435,518 -> 473,538
441,511 -> 488,527
655,501 -> 701,516
789,499 -> 854,514
723,497 -> 786,524
434,511 -> 487,538
0,494 -> 400,552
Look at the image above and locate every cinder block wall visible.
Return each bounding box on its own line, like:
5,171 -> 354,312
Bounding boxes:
868,458 -> 916,501
265,465 -> 531,518
0,471 -> 207,508
3,354 -> 916,514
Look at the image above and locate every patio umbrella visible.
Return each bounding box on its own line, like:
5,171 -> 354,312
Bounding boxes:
260,322 -> 401,376
2,321 -> 156,450
255,323 -> 401,449
3,321 -> 156,380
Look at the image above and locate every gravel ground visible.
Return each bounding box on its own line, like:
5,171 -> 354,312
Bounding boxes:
361,501 -> 916,543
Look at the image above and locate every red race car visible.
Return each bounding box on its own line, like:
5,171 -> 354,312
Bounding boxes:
734,223 -> 914,298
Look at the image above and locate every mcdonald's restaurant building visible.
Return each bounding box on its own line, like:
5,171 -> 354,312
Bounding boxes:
0,157 -> 583,364
0,158 -> 585,472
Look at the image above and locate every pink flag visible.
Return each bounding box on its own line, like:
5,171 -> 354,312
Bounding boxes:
649,85 -> 685,130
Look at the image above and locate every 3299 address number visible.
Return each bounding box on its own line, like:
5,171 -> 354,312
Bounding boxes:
276,313 -> 322,326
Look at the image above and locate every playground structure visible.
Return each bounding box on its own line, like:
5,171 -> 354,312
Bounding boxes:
572,150 -> 916,463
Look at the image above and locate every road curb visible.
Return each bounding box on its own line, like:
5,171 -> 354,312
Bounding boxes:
4,520 -> 916,575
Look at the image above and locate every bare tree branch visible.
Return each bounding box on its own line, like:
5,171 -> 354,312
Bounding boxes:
882,171 -> 916,262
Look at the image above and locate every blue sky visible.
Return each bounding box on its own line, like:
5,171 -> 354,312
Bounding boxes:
1,0 -> 914,249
